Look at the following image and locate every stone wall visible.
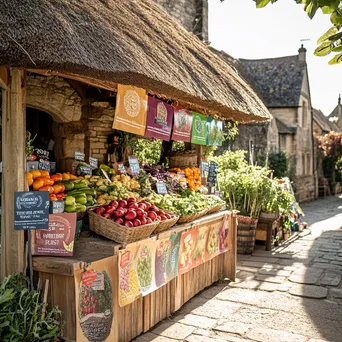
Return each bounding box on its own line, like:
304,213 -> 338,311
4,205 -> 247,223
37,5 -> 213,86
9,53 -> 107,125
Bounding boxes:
156,0 -> 208,40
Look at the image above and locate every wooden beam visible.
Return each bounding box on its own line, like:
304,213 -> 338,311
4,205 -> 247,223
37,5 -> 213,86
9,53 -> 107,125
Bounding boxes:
0,67 -> 9,90
66,79 -> 88,99
1,68 -> 26,279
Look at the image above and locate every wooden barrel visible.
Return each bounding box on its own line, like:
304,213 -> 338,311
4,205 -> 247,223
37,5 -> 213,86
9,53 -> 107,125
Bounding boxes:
237,215 -> 258,255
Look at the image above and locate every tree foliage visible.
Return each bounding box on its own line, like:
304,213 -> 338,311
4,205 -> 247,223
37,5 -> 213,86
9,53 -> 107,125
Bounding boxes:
317,131 -> 342,157
254,0 -> 342,64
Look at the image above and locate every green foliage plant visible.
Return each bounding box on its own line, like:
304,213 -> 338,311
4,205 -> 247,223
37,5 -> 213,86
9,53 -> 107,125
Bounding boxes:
0,274 -> 62,341
254,0 -> 342,65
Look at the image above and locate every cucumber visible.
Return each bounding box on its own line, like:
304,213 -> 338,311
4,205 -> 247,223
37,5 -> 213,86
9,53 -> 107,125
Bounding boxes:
67,188 -> 96,197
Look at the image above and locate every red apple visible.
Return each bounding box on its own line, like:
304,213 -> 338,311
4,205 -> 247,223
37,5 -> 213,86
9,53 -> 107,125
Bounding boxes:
123,208 -> 128,215
148,211 -> 157,220
95,207 -> 105,215
140,217 -> 147,225
103,213 -> 111,219
125,210 -> 137,221
115,208 -> 125,218
136,208 -> 145,217
143,202 -> 151,210
128,202 -> 139,210
133,218 -> 141,227
150,205 -> 158,212
110,200 -> 118,208
138,203 -> 146,211
106,206 -> 116,215
119,200 -> 127,208
146,217 -> 153,224
164,213 -> 171,219
156,216 -> 161,221
127,197 -> 136,203
114,217 -> 124,225
160,214 -> 167,221
124,220 -> 134,228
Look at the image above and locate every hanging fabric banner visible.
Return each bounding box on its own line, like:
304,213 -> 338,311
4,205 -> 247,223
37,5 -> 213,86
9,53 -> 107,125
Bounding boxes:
113,84 -> 148,136
191,112 -> 207,145
207,117 -> 223,146
145,97 -> 173,141
171,107 -> 193,142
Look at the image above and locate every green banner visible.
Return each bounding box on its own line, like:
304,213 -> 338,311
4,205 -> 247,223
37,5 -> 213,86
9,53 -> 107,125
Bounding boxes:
191,112 -> 207,145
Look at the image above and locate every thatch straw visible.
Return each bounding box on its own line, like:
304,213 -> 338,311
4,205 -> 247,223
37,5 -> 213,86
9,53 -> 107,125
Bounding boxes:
0,0 -> 272,123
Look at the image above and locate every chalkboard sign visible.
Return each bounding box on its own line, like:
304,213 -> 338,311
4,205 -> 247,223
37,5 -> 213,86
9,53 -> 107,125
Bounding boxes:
38,159 -> 50,172
156,182 -> 168,195
35,149 -> 49,161
74,151 -> 85,161
14,191 -> 49,230
200,161 -> 209,177
207,161 -> 218,186
118,162 -> 126,174
89,157 -> 98,169
77,164 -> 92,176
128,156 -> 140,176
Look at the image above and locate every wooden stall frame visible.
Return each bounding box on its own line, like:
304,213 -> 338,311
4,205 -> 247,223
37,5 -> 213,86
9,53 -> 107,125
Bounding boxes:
1,67 -> 26,279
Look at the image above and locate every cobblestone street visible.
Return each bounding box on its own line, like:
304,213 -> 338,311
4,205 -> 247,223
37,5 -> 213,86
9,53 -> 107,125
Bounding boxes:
134,195 -> 342,342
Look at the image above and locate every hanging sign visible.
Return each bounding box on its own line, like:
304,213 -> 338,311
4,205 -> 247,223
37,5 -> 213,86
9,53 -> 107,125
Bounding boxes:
14,191 -> 49,230
128,156 -> 140,176
32,213 -> 77,256
145,97 -> 173,141
207,117 -> 223,146
117,162 -> 127,174
75,256 -> 116,342
113,84 -> 148,136
89,157 -> 98,169
191,112 -> 207,145
156,182 -> 168,195
74,151 -> 85,161
171,107 -> 192,142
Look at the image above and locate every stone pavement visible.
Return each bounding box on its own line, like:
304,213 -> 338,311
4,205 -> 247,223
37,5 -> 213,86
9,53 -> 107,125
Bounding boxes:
133,195 -> 342,342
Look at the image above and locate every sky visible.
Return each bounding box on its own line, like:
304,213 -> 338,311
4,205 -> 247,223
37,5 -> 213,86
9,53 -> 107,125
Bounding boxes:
208,0 -> 341,116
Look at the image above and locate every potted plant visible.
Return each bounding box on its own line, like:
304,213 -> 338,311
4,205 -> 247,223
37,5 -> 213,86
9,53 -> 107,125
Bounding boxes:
283,218 -> 292,240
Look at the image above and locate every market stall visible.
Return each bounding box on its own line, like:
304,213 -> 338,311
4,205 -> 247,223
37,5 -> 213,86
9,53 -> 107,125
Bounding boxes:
0,1 -> 272,341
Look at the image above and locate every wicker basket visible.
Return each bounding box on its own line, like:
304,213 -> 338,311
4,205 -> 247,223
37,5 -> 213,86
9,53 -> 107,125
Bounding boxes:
197,208 -> 209,219
236,215 -> 258,255
207,204 -> 224,215
178,212 -> 199,224
88,210 -> 159,245
154,215 -> 179,234
170,151 -> 198,168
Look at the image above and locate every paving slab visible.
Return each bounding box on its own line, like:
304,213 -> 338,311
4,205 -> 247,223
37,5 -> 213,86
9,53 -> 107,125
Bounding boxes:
257,268 -> 292,277
191,329 -> 253,342
172,314 -> 217,329
189,299 -> 241,319
229,279 -> 279,292
329,288 -> 342,299
289,284 -> 328,299
277,281 -> 294,292
289,274 -> 319,285
241,261 -> 279,269
133,333 -> 178,342
213,321 -> 252,336
185,335 -> 226,342
152,322 -> 196,340
254,274 -> 286,283
246,327 -> 308,342
320,274 -> 341,286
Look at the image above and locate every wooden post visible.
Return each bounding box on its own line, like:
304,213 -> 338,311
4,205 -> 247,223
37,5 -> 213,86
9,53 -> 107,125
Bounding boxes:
225,212 -> 237,281
1,68 -> 26,279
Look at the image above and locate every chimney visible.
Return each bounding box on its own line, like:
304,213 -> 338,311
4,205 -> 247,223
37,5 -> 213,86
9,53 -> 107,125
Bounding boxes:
338,94 -> 341,105
298,44 -> 306,61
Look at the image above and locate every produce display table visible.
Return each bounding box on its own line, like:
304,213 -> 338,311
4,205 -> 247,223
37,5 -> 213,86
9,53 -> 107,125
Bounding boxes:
33,211 -> 237,342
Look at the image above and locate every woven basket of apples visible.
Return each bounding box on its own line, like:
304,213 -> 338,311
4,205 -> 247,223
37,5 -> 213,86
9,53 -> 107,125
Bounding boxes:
88,197 -> 178,245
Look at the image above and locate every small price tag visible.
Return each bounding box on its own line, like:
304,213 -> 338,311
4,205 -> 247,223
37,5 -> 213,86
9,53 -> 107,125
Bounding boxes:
78,164 -> 92,175
39,159 -> 50,171
118,162 -> 126,174
156,182 -> 168,194
89,157 -> 98,169
74,151 -> 85,161
101,169 -> 111,182
128,156 -> 140,176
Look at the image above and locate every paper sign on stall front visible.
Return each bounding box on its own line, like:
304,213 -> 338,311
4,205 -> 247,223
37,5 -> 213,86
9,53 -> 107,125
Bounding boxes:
171,107 -> 192,142
178,229 -> 199,275
145,97 -> 173,141
113,85 -> 148,136
74,256 -> 116,342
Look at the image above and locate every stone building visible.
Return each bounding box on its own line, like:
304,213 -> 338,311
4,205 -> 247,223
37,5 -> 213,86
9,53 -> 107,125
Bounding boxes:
328,95 -> 342,131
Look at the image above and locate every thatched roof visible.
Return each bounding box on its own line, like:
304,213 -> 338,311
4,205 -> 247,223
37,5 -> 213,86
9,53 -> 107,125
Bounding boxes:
0,0 -> 271,123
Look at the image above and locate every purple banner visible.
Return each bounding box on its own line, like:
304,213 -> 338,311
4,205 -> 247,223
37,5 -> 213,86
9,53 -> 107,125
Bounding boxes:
145,97 -> 173,141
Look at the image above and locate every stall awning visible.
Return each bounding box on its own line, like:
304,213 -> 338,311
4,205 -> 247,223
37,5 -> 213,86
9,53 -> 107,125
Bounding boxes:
0,0 -> 271,123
